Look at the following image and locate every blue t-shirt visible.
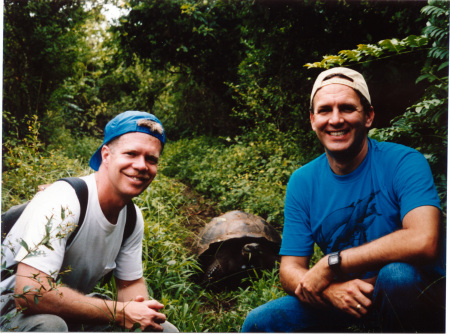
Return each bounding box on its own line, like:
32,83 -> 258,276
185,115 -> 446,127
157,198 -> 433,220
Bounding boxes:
281,138 -> 443,277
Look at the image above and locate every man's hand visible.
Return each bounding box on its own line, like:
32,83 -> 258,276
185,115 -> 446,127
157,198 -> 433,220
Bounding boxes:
119,297 -> 166,331
115,278 -> 169,330
322,279 -> 374,318
294,256 -> 334,306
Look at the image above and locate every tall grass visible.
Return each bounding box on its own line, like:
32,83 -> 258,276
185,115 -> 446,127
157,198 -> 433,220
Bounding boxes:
133,174 -> 287,332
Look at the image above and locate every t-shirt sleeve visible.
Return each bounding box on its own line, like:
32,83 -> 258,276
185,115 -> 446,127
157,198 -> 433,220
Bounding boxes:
14,182 -> 81,278
113,204 -> 144,281
393,150 -> 441,220
280,168 -> 315,257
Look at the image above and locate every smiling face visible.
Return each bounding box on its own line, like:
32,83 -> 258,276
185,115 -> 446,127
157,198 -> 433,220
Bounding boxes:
310,84 -> 374,174
101,132 -> 162,201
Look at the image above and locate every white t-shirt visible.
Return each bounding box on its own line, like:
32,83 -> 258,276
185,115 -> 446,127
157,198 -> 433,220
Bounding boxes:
1,174 -> 144,301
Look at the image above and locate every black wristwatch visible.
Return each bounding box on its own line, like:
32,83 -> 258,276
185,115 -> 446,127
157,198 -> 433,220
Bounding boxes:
328,251 -> 342,277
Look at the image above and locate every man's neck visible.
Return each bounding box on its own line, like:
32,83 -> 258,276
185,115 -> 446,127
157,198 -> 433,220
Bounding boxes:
326,139 -> 369,176
94,173 -> 129,225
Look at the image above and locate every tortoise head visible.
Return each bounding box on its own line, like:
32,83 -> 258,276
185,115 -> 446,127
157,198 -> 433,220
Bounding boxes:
241,242 -> 262,257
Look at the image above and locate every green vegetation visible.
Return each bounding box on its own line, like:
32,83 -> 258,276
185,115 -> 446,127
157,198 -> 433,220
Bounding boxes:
161,134 -> 307,226
2,0 -> 447,331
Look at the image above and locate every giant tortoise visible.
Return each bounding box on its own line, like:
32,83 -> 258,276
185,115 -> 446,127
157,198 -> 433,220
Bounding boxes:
196,210 -> 281,289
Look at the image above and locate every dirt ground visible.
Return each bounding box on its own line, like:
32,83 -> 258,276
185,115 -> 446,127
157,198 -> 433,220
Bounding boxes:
178,186 -> 221,253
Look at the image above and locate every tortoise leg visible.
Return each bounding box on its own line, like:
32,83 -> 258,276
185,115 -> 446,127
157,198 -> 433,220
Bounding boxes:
203,259 -> 223,282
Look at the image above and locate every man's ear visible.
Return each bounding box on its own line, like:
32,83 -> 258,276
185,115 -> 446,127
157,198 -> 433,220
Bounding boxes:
310,112 -> 316,131
365,107 -> 375,129
101,145 -> 111,166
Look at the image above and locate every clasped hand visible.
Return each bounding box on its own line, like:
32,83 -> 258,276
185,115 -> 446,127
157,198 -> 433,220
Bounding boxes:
120,295 -> 167,331
294,256 -> 334,306
294,257 -> 374,318
322,280 -> 374,318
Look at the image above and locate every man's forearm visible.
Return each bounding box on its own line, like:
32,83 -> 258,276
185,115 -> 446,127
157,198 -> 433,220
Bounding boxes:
16,283 -> 128,324
15,264 -> 129,326
341,221 -> 439,275
280,256 -> 310,295
338,206 -> 441,276
116,277 -> 149,302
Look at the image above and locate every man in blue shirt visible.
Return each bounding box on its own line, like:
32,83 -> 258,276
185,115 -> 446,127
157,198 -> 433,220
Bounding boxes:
242,68 -> 445,332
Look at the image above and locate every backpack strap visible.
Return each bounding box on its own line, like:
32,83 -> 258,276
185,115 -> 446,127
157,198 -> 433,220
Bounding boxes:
58,177 -> 89,247
123,201 -> 137,246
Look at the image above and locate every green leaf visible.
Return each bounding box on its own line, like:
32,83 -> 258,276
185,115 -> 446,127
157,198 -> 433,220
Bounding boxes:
43,237 -> 54,251
421,5 -> 447,18
47,277 -> 54,288
379,39 -> 404,53
404,35 -> 429,48
338,49 -> 360,61
438,62 -> 449,71
60,206 -> 66,220
45,223 -> 51,236
415,74 -> 432,84
131,322 -> 142,331
22,285 -> 32,293
19,240 -> 30,252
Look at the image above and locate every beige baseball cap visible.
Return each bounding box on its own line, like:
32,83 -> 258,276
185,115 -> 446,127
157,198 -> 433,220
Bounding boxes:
310,67 -> 371,107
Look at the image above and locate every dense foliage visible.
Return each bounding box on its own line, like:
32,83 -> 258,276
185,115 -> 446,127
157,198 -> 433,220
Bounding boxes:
4,0 -> 89,139
114,0 -> 426,139
161,134 -> 301,227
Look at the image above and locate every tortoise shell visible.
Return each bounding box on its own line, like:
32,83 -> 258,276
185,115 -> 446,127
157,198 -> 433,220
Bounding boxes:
195,210 -> 282,289
196,210 -> 281,256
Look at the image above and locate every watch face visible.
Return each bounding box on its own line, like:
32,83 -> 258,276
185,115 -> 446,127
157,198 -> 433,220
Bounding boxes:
329,255 -> 339,266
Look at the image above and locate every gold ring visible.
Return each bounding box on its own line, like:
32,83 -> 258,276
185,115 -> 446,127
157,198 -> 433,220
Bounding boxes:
356,304 -> 361,310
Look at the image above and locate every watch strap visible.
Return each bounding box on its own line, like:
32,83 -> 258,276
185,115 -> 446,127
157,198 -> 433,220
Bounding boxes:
328,251 -> 344,279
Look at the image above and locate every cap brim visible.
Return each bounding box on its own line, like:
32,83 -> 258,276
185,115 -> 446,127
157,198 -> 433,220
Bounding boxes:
89,145 -> 103,171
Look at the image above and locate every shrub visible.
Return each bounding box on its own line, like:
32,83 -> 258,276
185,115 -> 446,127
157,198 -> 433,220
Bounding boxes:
160,134 -> 309,228
2,118 -> 91,211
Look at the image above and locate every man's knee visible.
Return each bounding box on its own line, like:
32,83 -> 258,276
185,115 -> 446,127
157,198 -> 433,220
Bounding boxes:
376,262 -> 421,295
242,306 -> 266,332
4,312 -> 68,332
373,263 -> 424,321
242,298 -> 294,332
374,262 -> 445,332
31,314 -> 68,332
241,296 -> 316,332
161,320 -> 179,332
242,296 -> 353,332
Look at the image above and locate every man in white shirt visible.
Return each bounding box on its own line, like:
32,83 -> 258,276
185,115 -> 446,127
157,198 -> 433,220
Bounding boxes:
1,111 -> 178,332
